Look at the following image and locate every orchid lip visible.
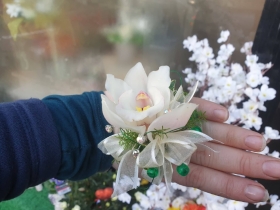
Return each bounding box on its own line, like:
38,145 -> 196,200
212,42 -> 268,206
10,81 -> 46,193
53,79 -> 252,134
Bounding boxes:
135,91 -> 153,111
136,91 -> 149,100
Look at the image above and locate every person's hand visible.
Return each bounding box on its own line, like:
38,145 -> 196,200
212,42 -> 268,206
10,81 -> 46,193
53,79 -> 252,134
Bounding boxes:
172,97 -> 279,203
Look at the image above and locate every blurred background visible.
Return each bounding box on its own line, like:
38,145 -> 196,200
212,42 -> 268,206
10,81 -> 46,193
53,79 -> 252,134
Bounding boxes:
2,0 -> 280,209
0,0 -> 265,100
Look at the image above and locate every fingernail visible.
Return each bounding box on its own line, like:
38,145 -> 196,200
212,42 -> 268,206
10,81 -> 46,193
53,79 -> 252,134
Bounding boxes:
213,109 -> 228,121
245,185 -> 269,202
245,136 -> 266,151
262,161 -> 280,178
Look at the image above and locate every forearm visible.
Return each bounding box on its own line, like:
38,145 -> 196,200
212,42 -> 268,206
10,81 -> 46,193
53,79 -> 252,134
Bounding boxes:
42,91 -> 113,180
0,99 -> 61,201
0,91 -> 113,201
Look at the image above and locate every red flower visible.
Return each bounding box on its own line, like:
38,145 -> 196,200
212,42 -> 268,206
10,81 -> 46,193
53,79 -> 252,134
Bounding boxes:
183,203 -> 206,210
94,187 -> 113,200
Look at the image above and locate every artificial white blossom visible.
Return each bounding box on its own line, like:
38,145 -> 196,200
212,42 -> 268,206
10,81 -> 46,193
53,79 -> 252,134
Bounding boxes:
118,192 -> 132,204
271,200 -> 280,210
207,202 -> 228,210
183,35 -> 198,51
231,63 -> 243,76
245,113 -> 262,130
258,84 -> 276,101
171,182 -> 187,192
241,42 -> 253,54
264,126 -> 280,140
35,184 -> 43,192
245,55 -> 259,67
171,196 -> 187,208
154,195 -> 171,210
226,200 -> 248,210
187,187 -> 202,199
246,72 -> 262,88
132,203 -> 143,210
48,194 -> 65,206
134,192 -> 151,209
218,44 -> 235,58
255,201 -> 267,208
203,192 -> 225,203
6,3 -> 21,18
270,195 -> 279,205
182,68 -> 192,74
71,205 -> 80,210
54,201 -> 67,210
217,30 -> 230,43
243,100 -> 259,113
146,183 -> 167,201
269,151 -> 280,158
258,146 -> 270,155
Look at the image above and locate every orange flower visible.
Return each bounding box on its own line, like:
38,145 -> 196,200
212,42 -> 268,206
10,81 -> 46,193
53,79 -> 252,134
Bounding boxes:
183,203 -> 206,210
95,187 -> 113,200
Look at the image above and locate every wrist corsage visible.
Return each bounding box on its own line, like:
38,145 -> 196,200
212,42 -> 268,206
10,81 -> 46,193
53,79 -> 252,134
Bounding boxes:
98,62 -> 213,197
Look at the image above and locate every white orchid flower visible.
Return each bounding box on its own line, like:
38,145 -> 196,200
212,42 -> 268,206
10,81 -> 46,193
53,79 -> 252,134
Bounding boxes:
103,62 -> 171,127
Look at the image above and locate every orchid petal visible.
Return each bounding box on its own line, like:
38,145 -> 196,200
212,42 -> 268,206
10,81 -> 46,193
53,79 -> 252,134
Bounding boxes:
124,62 -> 148,93
105,74 -> 131,103
147,103 -> 198,140
102,95 -> 146,135
169,86 -> 184,109
184,81 -> 198,103
147,66 -> 171,111
115,90 -> 136,110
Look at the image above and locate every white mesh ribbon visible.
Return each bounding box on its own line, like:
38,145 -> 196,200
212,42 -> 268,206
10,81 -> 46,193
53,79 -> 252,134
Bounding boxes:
98,134 -> 128,161
98,135 -> 139,197
137,130 -> 212,168
112,151 -> 138,197
137,130 -> 212,194
98,124 -> 213,196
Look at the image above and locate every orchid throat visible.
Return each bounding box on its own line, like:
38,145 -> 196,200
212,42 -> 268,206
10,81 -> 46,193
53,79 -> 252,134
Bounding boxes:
136,91 -> 152,112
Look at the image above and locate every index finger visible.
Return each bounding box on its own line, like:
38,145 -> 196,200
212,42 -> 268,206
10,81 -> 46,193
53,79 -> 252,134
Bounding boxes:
191,97 -> 229,122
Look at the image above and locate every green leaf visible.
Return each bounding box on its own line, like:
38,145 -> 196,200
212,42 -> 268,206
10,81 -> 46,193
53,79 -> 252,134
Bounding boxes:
7,18 -> 23,41
169,80 -> 176,91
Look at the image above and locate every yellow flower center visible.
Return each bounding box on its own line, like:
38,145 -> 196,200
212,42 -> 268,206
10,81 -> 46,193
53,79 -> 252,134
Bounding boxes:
135,91 -> 152,112
136,105 -> 150,112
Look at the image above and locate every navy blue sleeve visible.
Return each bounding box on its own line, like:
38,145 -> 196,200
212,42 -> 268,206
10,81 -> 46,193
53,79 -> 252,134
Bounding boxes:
42,91 -> 113,181
0,99 -> 61,201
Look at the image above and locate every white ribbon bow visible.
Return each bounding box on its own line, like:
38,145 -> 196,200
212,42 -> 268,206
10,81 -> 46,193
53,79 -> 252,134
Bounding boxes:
98,130 -> 212,196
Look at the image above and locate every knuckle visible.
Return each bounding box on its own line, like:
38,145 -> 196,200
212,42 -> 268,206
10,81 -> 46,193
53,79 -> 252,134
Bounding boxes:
192,145 -> 213,168
186,167 -> 206,189
225,129 -> 236,145
239,154 -> 252,175
222,177 -> 236,198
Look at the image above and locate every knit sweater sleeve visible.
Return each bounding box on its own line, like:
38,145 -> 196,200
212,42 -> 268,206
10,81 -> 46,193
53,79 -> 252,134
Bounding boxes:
42,91 -> 113,181
0,99 -> 61,201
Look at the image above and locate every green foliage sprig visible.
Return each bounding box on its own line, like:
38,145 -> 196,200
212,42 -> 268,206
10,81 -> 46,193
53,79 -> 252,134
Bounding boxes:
117,128 -> 146,151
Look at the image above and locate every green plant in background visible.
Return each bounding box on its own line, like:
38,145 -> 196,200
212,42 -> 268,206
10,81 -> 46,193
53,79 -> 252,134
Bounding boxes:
45,170 -> 151,210
105,30 -> 145,46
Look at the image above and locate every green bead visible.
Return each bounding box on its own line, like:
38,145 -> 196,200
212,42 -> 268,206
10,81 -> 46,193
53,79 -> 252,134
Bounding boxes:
147,168 -> 159,178
176,163 -> 190,176
191,126 -> 202,132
